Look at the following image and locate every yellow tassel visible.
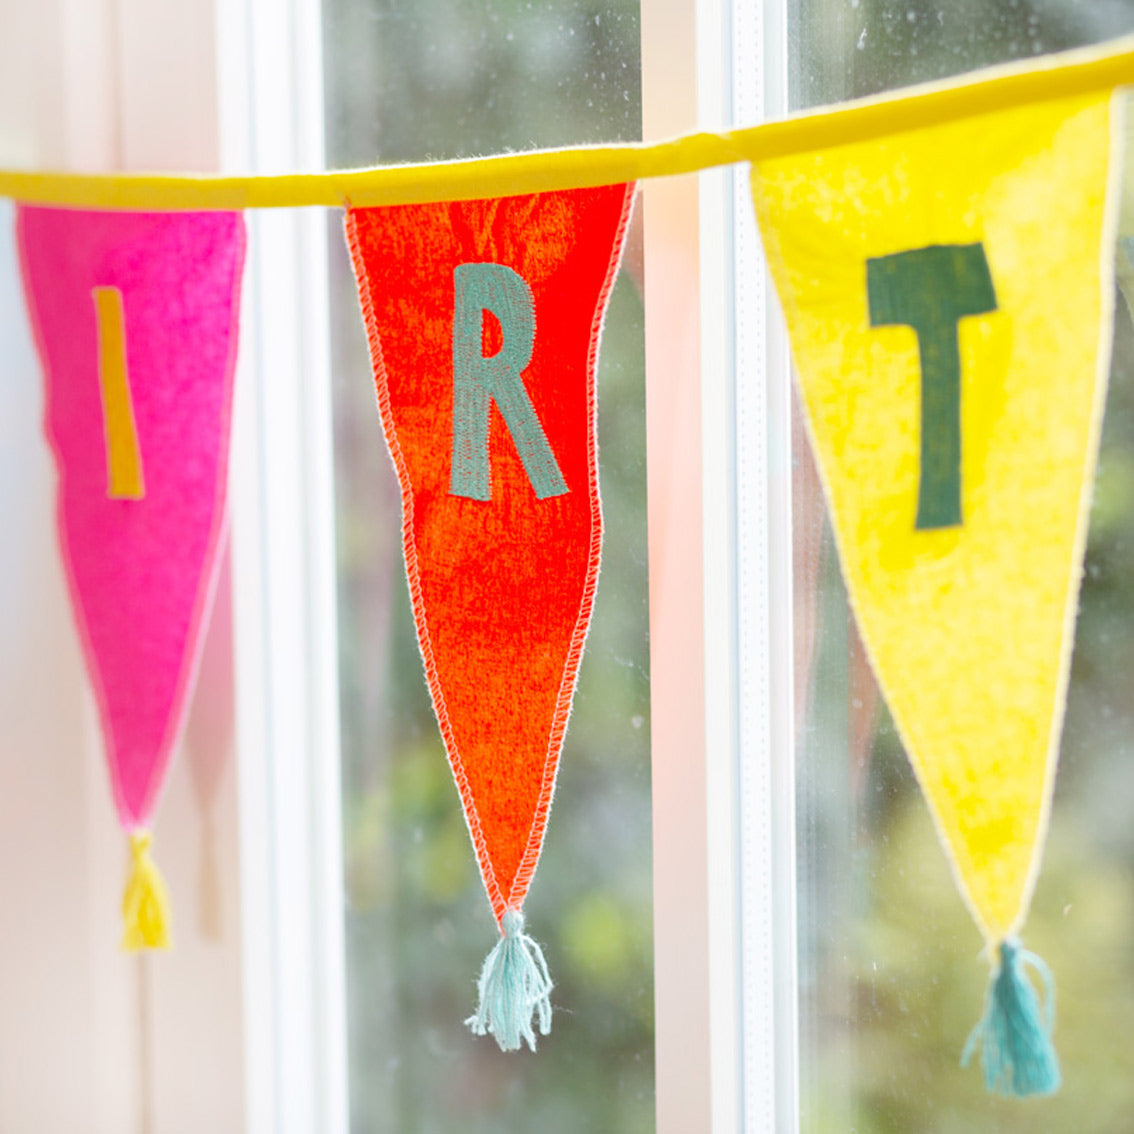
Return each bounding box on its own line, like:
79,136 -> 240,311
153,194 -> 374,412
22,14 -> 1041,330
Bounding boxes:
121,830 -> 172,951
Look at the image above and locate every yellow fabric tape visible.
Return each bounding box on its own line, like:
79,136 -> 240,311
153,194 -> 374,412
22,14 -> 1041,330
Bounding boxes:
0,35 -> 1132,210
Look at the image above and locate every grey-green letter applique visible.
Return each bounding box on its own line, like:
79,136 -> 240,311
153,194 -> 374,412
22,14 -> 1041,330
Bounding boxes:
450,262 -> 568,501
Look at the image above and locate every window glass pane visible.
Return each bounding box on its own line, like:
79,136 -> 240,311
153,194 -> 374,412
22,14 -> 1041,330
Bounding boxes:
321,4 -> 652,1130
791,5 -> 1134,1130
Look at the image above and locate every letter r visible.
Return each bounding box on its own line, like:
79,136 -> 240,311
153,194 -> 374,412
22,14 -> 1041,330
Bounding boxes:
450,262 -> 568,501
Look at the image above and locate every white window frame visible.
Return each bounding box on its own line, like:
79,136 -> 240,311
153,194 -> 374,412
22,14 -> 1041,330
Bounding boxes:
217,0 -> 348,1131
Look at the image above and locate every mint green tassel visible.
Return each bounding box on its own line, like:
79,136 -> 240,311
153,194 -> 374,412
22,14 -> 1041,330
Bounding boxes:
962,938 -> 1061,1097
466,909 -> 553,1052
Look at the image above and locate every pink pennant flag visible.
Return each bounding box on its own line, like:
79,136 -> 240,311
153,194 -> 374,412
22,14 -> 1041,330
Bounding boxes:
18,207 -> 246,949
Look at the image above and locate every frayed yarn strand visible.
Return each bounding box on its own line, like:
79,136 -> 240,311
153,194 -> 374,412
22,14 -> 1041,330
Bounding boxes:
466,909 -> 553,1052
962,937 -> 1060,1097
121,830 -> 172,951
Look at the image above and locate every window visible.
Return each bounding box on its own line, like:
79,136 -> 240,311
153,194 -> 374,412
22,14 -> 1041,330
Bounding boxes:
2,1 -> 1132,1130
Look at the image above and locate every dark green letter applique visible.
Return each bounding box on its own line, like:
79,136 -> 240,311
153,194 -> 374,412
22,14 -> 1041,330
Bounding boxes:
450,262 -> 568,501
867,243 -> 997,529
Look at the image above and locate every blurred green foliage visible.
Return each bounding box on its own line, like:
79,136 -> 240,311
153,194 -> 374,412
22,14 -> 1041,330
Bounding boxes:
795,2 -> 1134,1130
322,3 -> 650,1130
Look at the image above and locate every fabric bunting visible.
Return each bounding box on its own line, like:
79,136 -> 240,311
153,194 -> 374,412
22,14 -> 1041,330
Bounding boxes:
346,185 -> 634,1050
2,33 -> 1133,1086
18,208 -> 246,950
750,89 -> 1123,1094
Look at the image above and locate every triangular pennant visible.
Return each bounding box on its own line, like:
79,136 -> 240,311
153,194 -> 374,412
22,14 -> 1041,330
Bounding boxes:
751,90 -> 1122,1093
346,184 -> 634,1050
18,207 -> 246,949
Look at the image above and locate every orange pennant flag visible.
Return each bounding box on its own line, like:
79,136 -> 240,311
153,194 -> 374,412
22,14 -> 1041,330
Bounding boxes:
346,184 -> 634,1050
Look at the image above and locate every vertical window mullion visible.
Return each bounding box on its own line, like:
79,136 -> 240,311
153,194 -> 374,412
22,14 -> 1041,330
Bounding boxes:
731,0 -> 800,1129
641,1 -> 716,1128
219,0 -> 348,1129
698,0 -> 744,1125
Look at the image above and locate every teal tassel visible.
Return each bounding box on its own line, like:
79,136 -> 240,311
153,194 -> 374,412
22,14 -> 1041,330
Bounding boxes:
962,938 -> 1061,1097
466,908 -> 553,1052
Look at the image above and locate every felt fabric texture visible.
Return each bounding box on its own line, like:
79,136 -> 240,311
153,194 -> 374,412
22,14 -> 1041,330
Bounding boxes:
346,185 -> 634,925
18,207 -> 246,832
750,91 -> 1119,946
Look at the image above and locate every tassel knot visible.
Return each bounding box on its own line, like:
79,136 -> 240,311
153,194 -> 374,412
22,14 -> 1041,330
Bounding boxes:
962,937 -> 1060,1096
466,908 -> 553,1052
121,830 -> 172,951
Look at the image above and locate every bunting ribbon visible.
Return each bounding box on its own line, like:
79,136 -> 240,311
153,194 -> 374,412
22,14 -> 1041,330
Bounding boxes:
5,33 -> 1134,1086
0,37 -> 1129,209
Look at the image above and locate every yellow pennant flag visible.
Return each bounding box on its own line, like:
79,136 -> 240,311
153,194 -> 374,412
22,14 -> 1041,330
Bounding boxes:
751,82 -> 1123,1095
